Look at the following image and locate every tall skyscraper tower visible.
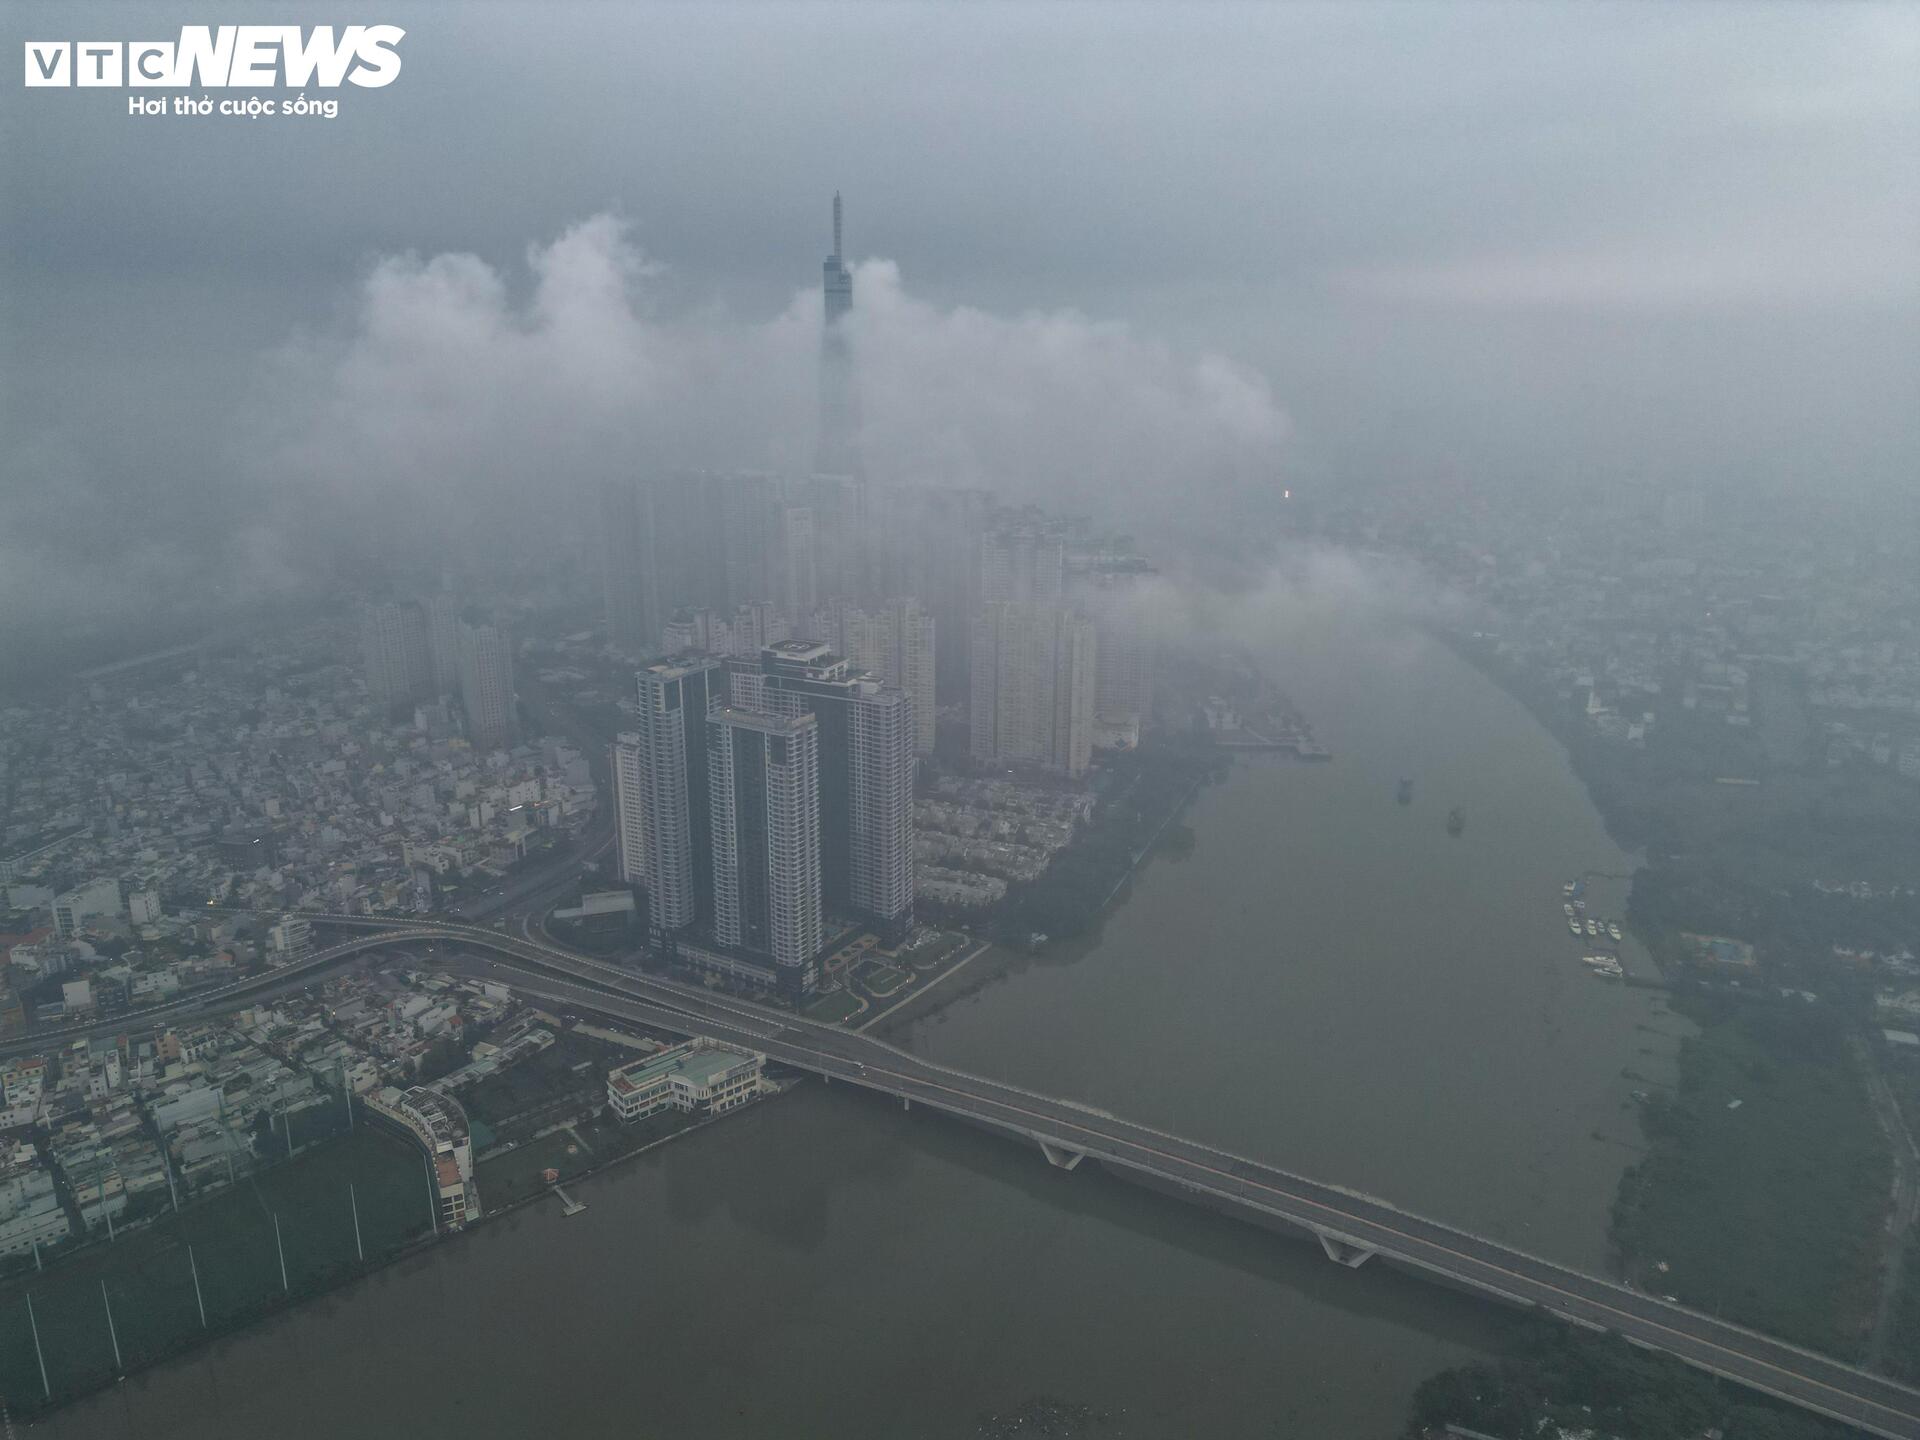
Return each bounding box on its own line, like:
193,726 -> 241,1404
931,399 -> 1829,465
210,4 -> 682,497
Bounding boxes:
845,598 -> 937,755
600,477 -> 659,657
359,601 -> 434,716
633,657 -> 722,944
423,593 -> 461,698
708,706 -> 824,992
611,734 -> 647,886
781,504 -> 818,616
457,621 -> 518,751
1084,566 -> 1155,727
971,603 -> 1097,778
729,641 -> 915,941
980,521 -> 1067,605
817,192 -> 857,476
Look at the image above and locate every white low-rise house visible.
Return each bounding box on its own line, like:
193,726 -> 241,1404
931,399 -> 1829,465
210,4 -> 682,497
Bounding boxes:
53,877 -> 123,938
607,1039 -> 766,1122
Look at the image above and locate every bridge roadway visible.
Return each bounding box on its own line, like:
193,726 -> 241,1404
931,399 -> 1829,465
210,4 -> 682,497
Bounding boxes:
17,912 -> 1920,1437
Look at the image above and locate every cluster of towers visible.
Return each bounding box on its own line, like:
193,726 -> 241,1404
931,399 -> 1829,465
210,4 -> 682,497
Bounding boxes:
613,642 -> 914,998
358,596 -> 519,752
600,198 -> 1157,994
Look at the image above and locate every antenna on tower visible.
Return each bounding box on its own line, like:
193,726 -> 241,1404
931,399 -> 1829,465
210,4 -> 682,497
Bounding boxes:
832,191 -> 843,261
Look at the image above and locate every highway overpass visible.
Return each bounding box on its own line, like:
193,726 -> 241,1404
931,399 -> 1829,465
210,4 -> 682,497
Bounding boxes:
16,912 -> 1920,1438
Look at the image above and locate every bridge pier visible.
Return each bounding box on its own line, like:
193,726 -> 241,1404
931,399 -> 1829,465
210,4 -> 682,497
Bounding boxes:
901,1096 -> 910,1111
1037,1139 -> 1086,1171
1313,1230 -> 1377,1268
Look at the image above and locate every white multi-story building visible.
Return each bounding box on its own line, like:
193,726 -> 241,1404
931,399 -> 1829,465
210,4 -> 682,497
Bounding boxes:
128,885 -> 164,926
606,1039 -> 765,1122
366,1086 -> 476,1229
53,877 -> 122,938
845,683 -> 916,934
611,732 -> 647,886
708,707 -> 823,990
267,913 -> 312,966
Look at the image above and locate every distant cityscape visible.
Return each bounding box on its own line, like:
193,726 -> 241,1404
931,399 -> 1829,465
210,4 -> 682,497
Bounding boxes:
0,200 -> 1175,1290
2,201 -> 1918,1438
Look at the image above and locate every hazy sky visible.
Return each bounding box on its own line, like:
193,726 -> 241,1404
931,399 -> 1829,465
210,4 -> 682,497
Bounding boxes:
3,2 -> 1916,654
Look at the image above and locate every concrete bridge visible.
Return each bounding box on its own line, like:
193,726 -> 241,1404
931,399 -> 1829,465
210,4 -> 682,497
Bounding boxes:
18,912 -> 1920,1439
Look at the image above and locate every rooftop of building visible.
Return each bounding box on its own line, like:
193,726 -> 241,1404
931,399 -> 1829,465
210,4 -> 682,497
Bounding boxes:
391,1085 -> 469,1143
608,1039 -> 760,1096
710,706 -> 816,736
644,655 -> 720,679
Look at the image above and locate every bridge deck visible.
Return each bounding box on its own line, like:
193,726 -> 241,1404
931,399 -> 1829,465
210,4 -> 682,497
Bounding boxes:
12,912 -> 1918,1439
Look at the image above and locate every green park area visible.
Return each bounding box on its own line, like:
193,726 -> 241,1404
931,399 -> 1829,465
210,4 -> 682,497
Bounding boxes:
1610,996 -> 1890,1359
803,989 -> 864,1025
0,1128 -> 430,1413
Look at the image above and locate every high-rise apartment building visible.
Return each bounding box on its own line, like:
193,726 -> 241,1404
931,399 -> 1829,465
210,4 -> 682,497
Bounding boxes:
360,601 -> 435,715
728,641 -> 915,940
979,521 -> 1066,606
788,472 -> 868,601
600,477 -> 659,657
708,707 -> 824,991
611,733 -> 647,886
423,593 -> 462,698
633,657 -> 723,943
718,473 -> 780,611
1083,566 -> 1155,727
970,603 -> 1097,778
845,598 -> 937,754
729,600 -> 785,658
879,485 -> 990,702
362,597 -> 465,716
457,621 -> 518,751
781,505 -> 818,616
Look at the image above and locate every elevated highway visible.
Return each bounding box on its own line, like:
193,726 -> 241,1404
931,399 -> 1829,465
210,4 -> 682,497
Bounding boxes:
15,912 -> 1920,1437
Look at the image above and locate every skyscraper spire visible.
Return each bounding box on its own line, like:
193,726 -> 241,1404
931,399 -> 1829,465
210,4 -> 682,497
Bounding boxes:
818,190 -> 856,475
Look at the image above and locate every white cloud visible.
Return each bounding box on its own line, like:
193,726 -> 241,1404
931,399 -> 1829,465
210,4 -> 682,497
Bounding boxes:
256,217 -> 1287,553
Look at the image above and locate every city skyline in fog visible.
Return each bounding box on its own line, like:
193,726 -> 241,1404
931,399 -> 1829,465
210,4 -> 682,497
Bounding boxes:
4,2 -> 1917,671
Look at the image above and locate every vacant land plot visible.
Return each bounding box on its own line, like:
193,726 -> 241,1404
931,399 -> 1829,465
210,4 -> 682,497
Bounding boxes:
475,1108 -> 699,1209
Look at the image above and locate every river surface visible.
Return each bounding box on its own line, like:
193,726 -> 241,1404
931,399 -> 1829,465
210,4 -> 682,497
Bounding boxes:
53,611 -> 1688,1439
